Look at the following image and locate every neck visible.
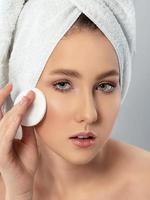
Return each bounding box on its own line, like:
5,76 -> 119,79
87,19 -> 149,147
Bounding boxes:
33,134 -> 112,197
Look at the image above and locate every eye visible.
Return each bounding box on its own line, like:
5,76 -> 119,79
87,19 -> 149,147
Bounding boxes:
52,80 -> 117,94
96,82 -> 117,93
52,80 -> 71,93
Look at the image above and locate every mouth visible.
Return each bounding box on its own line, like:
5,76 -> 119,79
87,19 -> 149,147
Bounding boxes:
69,131 -> 96,139
69,132 -> 96,147
69,136 -> 95,139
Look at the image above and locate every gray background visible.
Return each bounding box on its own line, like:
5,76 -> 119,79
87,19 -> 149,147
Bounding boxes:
112,0 -> 150,151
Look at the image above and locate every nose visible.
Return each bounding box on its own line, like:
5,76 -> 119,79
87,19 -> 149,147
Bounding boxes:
75,90 -> 98,124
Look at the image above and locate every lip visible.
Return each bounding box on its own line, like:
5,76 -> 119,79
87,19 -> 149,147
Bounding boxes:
69,131 -> 96,139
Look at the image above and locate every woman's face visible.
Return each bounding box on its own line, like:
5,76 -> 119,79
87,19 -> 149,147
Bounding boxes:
34,29 -> 121,165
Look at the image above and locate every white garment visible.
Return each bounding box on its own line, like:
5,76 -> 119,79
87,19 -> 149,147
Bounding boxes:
0,0 -> 136,112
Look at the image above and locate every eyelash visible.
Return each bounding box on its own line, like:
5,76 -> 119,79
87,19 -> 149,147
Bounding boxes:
52,79 -> 118,94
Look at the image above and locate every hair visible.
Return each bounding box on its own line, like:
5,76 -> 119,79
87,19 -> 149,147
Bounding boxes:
64,13 -> 104,37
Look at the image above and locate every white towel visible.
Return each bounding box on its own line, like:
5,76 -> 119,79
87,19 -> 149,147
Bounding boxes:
0,0 -> 136,112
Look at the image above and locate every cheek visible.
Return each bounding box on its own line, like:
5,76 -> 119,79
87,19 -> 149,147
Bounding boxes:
40,95 -> 73,132
97,98 -> 120,142
106,107 -> 119,126
34,96 -> 71,139
100,94 -> 121,126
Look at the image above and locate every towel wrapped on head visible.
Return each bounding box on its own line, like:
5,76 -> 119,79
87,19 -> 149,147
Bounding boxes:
0,0 -> 136,112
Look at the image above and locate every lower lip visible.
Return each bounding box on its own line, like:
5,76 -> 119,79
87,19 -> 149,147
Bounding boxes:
69,138 -> 96,147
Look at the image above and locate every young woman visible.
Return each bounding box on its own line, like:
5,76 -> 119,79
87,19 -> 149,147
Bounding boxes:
0,5 -> 150,200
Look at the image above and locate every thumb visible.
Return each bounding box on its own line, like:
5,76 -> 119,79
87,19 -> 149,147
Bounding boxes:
21,126 -> 38,148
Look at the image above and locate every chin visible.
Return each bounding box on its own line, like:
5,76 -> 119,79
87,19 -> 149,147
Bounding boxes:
62,151 -> 99,166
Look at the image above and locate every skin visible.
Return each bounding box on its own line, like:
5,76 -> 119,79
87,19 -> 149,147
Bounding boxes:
32,28 -> 122,199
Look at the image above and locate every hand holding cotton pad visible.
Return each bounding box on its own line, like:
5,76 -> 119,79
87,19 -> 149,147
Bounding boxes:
14,88 -> 46,127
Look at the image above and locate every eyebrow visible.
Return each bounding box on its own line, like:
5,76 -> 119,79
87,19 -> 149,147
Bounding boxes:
49,68 -> 119,81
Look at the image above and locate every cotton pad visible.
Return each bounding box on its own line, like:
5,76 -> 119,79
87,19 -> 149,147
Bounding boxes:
14,88 -> 46,127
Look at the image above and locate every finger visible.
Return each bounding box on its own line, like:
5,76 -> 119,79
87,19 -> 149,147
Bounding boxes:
0,83 -> 13,120
0,108 -> 3,119
4,90 -> 35,122
0,83 -> 13,107
0,91 -> 35,155
0,106 -> 5,120
0,108 -> 6,119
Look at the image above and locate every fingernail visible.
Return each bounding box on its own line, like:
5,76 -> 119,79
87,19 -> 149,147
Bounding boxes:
26,90 -> 35,98
5,83 -> 13,91
19,96 -> 29,105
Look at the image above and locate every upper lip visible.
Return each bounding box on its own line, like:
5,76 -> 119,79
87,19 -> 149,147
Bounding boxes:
69,132 -> 96,138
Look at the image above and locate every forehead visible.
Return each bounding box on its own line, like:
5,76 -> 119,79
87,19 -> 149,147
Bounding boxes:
43,29 -> 119,77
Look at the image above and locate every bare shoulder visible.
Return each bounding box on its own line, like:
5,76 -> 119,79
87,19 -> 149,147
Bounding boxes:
110,139 -> 150,195
112,139 -> 150,168
0,173 -> 5,200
